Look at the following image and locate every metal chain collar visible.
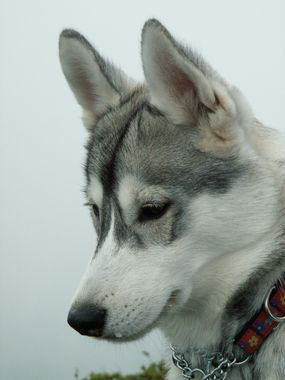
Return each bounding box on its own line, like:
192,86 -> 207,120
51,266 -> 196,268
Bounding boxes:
171,345 -> 249,380
171,282 -> 285,379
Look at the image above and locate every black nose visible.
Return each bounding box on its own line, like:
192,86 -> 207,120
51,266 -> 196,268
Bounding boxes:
67,305 -> 107,337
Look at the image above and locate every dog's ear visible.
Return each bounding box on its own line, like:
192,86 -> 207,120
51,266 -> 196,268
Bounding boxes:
141,20 -> 219,125
59,30 -> 134,131
141,20 -> 248,150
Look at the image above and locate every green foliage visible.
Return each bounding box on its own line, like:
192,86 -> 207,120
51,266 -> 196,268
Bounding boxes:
82,361 -> 167,380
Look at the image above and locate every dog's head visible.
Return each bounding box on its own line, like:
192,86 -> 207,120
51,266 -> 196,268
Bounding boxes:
59,20 -> 278,341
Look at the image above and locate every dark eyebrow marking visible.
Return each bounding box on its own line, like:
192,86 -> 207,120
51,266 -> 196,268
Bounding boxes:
100,102 -> 146,194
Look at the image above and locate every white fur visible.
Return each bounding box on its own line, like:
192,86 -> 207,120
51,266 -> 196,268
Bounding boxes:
87,176 -> 104,208
117,175 -> 138,217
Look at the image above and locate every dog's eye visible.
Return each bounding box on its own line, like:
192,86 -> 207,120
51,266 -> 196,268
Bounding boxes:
139,202 -> 170,222
84,202 -> 100,218
92,204 -> 100,218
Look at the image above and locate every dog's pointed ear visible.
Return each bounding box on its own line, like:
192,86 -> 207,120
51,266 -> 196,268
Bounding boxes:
141,20 -> 227,126
59,30 -> 134,131
141,20 -> 251,152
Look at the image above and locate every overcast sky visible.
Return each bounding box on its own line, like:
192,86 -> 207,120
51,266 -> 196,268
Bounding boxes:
1,1 -> 285,380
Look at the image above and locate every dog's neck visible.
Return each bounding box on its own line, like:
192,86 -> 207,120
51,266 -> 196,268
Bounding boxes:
160,220 -> 285,365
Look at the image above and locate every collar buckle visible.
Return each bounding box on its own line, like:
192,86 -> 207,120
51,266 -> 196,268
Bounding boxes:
264,285 -> 285,323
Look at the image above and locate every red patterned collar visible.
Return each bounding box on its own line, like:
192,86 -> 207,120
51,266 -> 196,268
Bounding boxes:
235,277 -> 285,356
171,278 -> 285,379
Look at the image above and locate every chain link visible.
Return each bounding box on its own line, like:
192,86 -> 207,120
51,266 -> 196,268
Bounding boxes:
171,346 -> 249,380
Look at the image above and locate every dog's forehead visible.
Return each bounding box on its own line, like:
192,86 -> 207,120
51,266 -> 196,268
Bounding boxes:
85,91 -> 245,199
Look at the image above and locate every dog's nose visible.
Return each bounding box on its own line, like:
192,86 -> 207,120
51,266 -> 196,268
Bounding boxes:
67,305 -> 107,337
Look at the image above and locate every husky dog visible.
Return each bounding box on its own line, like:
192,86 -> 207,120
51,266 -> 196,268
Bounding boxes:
59,19 -> 285,379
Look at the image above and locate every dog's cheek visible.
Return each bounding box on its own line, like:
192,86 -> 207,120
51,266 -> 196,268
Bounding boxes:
101,257 -> 171,337
104,294 -> 163,338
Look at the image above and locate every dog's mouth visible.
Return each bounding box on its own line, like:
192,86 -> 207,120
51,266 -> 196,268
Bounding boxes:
102,289 -> 182,342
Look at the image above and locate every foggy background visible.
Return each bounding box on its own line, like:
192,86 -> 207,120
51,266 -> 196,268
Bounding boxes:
1,1 -> 285,379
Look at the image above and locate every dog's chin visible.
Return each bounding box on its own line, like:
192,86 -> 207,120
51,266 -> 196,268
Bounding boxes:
99,290 -> 182,343
103,320 -> 159,343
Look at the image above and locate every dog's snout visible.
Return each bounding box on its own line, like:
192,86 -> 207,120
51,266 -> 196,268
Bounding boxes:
67,305 -> 107,337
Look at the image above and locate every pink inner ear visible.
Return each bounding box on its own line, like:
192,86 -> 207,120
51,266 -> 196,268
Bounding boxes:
171,68 -> 197,98
156,53 -> 203,120
164,60 -> 218,117
163,57 -> 197,99
151,47 -> 216,120
157,51 -> 198,104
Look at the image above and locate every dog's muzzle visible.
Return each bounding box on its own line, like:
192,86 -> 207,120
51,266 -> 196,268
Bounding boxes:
67,304 -> 107,337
